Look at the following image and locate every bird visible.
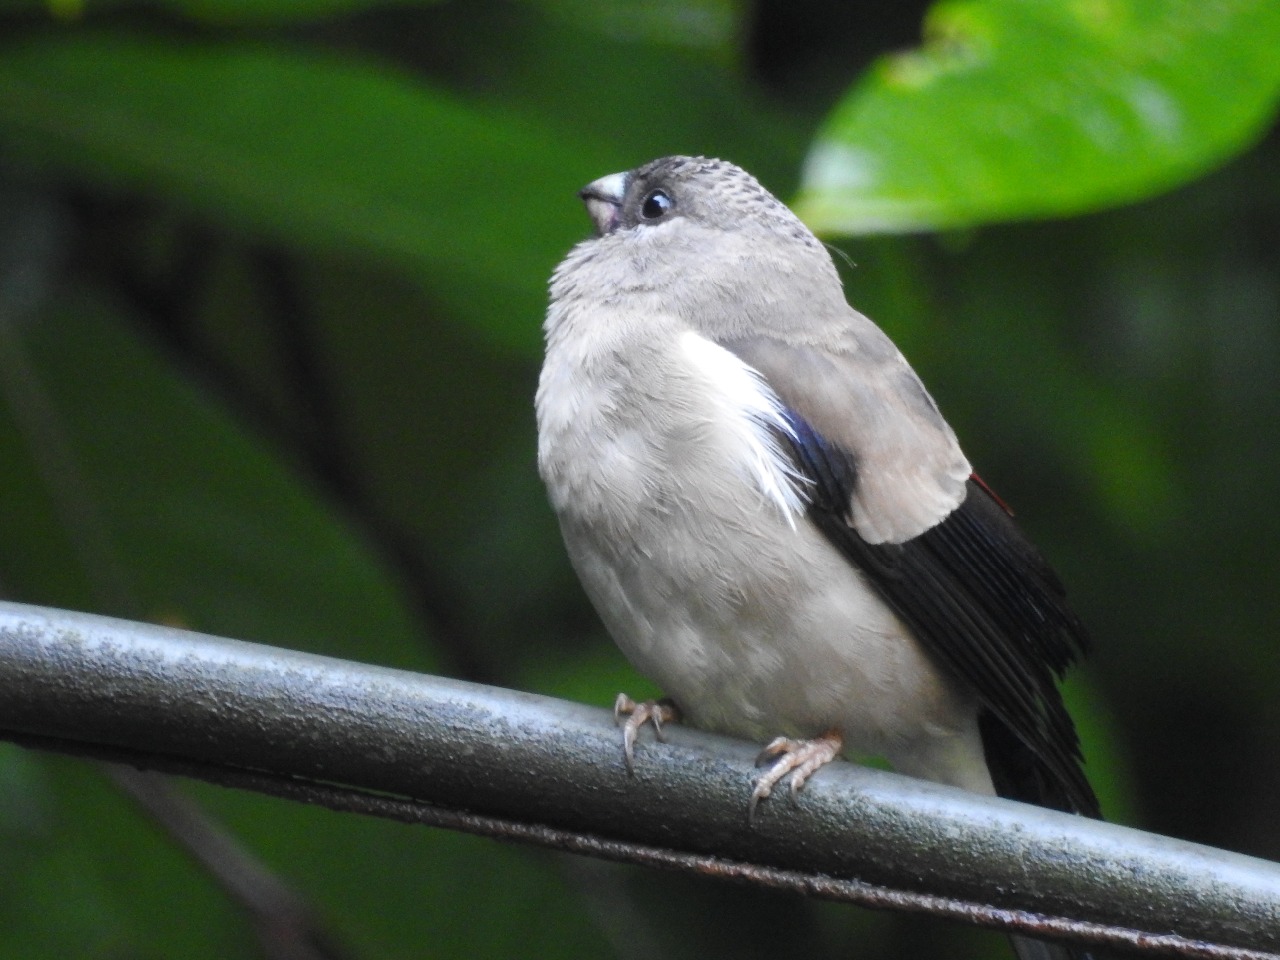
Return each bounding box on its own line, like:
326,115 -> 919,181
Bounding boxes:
536,156 -> 1100,960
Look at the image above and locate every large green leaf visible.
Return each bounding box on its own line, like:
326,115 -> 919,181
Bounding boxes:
0,292 -> 437,662
0,289 -> 612,958
0,33 -> 610,351
795,0 -> 1280,234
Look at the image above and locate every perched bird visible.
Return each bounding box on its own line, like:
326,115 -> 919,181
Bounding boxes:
536,156 -> 1099,960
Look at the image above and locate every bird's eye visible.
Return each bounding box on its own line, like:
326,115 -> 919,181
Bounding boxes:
640,189 -> 674,221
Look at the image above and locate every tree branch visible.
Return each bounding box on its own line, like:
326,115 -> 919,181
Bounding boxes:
0,601 -> 1276,959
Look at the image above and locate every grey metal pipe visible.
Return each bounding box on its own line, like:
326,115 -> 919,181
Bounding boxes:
0,600 -> 1277,955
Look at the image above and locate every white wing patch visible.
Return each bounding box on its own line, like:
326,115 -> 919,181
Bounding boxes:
678,331 -> 809,526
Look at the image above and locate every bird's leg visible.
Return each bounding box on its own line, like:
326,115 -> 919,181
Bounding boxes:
748,728 -> 843,820
613,694 -> 681,774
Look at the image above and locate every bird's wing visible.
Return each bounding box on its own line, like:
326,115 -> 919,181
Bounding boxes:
720,335 -> 1099,816
725,330 -> 971,545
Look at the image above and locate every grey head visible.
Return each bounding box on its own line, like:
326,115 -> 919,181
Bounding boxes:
558,156 -> 846,341
578,155 -> 821,249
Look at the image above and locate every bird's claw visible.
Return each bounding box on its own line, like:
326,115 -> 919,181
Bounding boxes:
613,694 -> 680,774
748,729 -> 843,822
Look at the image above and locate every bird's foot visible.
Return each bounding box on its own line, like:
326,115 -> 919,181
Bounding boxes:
749,729 -> 843,821
613,694 -> 680,774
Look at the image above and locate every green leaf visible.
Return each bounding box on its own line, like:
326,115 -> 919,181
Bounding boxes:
149,0 -> 439,24
0,749 -> 611,960
0,33 -> 610,352
411,2 -> 797,182
795,0 -> 1280,234
0,291 -> 613,959
2,0 -> 441,25
0,294 -> 431,664
516,0 -> 739,59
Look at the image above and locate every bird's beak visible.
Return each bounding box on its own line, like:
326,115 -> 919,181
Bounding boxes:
578,172 -> 628,236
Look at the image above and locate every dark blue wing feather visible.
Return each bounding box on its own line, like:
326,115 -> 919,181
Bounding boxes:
777,407 -> 1099,817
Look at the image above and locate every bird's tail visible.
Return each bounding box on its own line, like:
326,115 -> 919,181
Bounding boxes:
978,716 -> 1108,960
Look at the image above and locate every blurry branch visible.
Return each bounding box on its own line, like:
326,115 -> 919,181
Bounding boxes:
109,766 -> 352,960
88,214 -> 490,683
1,602 -> 1278,960
248,246 -> 358,521
0,188 -> 134,613
239,245 -> 497,685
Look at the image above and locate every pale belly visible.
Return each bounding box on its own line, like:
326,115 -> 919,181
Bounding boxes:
537,325 -> 990,792
557,485 -> 988,788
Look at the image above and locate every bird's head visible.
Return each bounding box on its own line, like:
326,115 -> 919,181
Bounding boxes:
578,156 -> 819,248
558,156 -> 841,334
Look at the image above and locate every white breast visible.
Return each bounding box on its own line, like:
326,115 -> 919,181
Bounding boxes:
536,314 -> 985,792
674,331 -> 808,526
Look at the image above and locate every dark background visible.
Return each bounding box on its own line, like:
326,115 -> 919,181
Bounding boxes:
1,1 -> 1278,957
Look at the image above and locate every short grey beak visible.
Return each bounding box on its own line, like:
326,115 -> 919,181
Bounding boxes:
578,172 -> 628,236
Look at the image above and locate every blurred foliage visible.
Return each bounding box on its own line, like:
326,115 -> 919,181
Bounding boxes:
0,1 -> 1277,959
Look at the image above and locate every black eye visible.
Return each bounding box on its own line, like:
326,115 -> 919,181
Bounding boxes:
640,189 -> 674,220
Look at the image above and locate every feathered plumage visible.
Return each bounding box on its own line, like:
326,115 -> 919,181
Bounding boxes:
538,156 -> 1101,960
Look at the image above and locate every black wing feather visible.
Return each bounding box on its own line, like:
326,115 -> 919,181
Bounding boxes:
780,410 -> 1100,817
